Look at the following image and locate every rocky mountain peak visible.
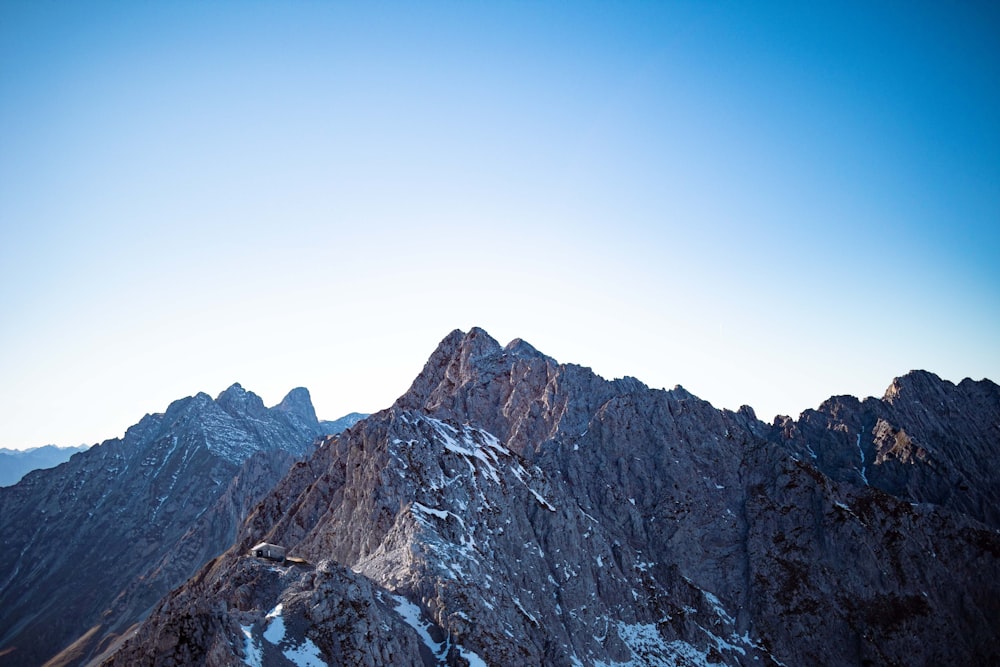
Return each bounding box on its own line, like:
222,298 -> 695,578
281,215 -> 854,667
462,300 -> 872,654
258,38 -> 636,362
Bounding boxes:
771,367 -> 1000,531
394,328 -> 596,455
215,382 -> 268,419
218,381 -> 246,396
0,380 -> 327,667
882,369 -> 949,405
815,393 -> 864,420
276,386 -> 319,425
217,380 -> 250,400
464,324 -> 502,350
503,336 -> 543,358
162,391 -> 210,419
394,328 -> 505,410
409,328 -> 546,387
444,327 -> 514,373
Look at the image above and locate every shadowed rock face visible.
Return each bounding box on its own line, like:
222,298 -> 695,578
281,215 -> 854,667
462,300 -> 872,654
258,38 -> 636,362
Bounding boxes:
97,329 -> 1000,666
0,384 -> 326,667
770,369 -> 1000,529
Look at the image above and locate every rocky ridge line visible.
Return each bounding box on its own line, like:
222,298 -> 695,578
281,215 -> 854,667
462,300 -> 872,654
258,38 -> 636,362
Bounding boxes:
98,329 -> 1000,666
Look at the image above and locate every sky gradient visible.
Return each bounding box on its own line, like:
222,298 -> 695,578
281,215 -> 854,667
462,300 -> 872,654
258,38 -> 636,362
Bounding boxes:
2,1 -> 998,449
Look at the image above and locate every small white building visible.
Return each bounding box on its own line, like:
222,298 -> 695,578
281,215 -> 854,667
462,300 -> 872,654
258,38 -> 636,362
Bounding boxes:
250,542 -> 286,562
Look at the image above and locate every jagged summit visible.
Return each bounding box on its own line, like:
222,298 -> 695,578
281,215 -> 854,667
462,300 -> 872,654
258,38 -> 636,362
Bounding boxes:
216,381 -> 250,402
882,369 -> 947,403
431,327 -> 505,362
395,327 -> 646,456
216,381 -> 269,419
775,369 -> 1000,528
405,328 -> 552,389
880,370 -> 998,415
276,386 -> 319,424
0,381 -> 327,667
503,336 -> 541,357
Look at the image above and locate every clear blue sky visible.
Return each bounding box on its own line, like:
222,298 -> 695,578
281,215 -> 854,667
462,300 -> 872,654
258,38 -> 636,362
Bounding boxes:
1,1 -> 998,448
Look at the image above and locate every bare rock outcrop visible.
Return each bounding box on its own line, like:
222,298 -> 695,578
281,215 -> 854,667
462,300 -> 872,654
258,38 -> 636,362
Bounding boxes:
0,385 -> 326,667
770,370 -> 1000,529
99,329 -> 1000,666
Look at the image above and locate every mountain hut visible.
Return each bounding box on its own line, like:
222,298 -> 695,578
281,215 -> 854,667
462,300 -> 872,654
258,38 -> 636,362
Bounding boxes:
250,542 -> 286,562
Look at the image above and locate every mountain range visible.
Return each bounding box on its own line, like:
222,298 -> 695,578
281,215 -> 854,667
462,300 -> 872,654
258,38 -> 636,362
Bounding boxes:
0,446 -> 91,488
0,384 -> 362,667
1,327 -> 997,666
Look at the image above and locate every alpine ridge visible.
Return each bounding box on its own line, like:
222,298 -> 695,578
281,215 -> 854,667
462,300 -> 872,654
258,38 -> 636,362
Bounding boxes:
94,328 -> 1000,666
0,384 -> 339,667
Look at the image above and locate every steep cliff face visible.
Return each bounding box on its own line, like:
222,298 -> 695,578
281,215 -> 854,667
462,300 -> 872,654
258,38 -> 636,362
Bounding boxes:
394,327 -> 643,458
0,384 -> 326,667
99,329 -> 1000,666
770,370 -> 1000,529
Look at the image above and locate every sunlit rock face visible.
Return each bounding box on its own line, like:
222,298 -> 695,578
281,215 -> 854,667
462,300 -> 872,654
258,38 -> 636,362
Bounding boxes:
100,329 -> 1000,666
0,384 -> 329,667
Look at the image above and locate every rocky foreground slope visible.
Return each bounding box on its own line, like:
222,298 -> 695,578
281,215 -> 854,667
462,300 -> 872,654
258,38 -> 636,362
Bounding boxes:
98,328 -> 1000,666
0,384 -> 335,667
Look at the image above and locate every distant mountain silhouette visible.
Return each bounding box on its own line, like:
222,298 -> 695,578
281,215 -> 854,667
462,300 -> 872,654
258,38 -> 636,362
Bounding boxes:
0,445 -> 89,487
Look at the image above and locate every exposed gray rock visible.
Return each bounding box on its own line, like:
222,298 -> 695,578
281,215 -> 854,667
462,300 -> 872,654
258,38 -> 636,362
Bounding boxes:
395,327 -> 644,458
98,329 -> 1000,666
0,384 -> 325,667
770,370 -> 1000,528
101,554 -> 432,667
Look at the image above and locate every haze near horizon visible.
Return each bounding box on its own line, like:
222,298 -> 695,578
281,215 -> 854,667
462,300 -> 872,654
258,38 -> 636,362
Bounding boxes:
1,1 -> 998,449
